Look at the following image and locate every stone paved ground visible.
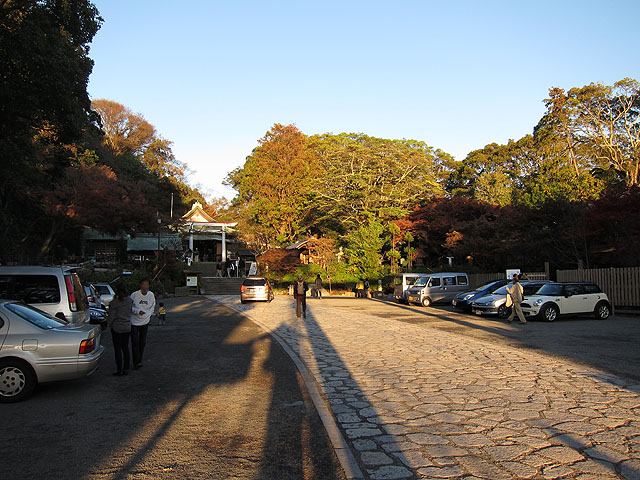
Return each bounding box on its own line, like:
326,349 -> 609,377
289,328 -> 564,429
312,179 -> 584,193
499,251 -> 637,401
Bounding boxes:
211,296 -> 640,480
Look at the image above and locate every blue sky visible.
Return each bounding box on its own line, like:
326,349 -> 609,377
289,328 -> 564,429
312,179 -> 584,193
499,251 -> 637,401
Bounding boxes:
88,0 -> 640,198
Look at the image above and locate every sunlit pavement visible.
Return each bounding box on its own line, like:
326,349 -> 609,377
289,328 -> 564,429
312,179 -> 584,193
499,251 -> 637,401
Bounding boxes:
213,295 -> 640,480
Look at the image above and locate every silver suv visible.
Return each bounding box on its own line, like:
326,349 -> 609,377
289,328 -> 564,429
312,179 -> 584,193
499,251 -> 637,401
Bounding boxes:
0,266 -> 89,323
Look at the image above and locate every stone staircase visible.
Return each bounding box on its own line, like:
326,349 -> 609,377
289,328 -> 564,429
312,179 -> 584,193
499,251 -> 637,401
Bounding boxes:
201,277 -> 245,295
187,262 -> 246,295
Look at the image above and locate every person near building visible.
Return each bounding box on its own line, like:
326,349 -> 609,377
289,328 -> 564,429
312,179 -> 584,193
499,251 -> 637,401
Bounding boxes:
294,275 -> 308,318
130,278 -> 156,369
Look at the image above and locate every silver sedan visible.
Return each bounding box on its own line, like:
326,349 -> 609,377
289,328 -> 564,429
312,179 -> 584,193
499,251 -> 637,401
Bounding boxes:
0,300 -> 104,402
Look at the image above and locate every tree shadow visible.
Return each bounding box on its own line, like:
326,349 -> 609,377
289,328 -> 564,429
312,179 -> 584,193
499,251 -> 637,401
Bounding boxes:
0,297 -> 345,480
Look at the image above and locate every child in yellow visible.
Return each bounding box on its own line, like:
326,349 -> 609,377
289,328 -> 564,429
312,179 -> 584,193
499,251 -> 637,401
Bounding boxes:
157,302 -> 167,325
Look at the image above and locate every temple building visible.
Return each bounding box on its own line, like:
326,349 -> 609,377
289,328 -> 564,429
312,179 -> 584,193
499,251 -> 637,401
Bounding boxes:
180,202 -> 241,263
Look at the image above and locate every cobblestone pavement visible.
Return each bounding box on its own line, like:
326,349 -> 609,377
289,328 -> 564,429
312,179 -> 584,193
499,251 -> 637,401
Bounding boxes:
211,296 -> 640,480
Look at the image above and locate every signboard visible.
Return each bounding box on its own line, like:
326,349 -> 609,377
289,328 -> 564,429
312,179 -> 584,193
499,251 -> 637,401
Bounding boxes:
248,262 -> 258,276
506,269 -> 521,280
186,275 -> 198,287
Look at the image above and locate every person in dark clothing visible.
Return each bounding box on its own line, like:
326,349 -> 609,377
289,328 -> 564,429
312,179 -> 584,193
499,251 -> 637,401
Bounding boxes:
238,257 -> 246,277
294,275 -> 308,318
107,284 -> 132,376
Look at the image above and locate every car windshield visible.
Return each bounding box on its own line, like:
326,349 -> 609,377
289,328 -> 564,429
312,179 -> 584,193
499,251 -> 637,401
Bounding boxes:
413,277 -> 430,287
536,284 -> 563,296
523,283 -> 546,295
492,286 -> 508,295
94,285 -> 112,295
244,278 -> 267,286
5,303 -> 67,329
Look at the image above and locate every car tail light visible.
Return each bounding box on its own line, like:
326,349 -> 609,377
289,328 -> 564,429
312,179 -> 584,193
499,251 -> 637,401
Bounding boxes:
241,285 -> 245,292
79,337 -> 95,354
65,275 -> 77,312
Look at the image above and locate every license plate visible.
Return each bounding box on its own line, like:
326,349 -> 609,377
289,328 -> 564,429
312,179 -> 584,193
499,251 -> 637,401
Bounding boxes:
474,310 -> 482,316
409,297 -> 417,302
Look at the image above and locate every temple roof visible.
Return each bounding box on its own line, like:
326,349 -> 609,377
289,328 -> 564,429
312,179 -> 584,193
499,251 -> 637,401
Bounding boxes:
182,201 -> 216,223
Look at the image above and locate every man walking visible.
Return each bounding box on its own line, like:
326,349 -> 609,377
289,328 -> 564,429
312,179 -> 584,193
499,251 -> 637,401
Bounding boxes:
130,278 -> 156,369
314,274 -> 322,299
294,275 -> 308,318
506,275 -> 526,324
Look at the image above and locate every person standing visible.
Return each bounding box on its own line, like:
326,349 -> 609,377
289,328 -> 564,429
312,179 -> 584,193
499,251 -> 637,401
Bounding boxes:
294,275 -> 308,318
130,278 -> 156,369
506,275 -> 526,324
238,257 -> 246,277
107,284 -> 132,376
364,279 -> 371,298
216,261 -> 222,277
314,274 -> 323,299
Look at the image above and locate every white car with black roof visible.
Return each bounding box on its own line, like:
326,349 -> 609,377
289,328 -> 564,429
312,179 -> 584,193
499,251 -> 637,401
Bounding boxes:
521,282 -> 611,321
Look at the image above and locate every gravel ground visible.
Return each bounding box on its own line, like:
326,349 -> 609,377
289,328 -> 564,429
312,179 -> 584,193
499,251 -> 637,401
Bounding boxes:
0,297 -> 346,480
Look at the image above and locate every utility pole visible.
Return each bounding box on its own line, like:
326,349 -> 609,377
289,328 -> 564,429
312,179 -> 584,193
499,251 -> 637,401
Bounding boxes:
170,193 -> 174,219
157,216 -> 162,254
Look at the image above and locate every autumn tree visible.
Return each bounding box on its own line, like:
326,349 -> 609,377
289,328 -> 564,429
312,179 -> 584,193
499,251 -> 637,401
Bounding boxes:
225,124 -> 319,247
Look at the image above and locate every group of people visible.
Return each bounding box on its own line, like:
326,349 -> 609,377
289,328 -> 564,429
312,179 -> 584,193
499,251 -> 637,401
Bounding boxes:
106,279 -> 164,376
215,257 -> 245,278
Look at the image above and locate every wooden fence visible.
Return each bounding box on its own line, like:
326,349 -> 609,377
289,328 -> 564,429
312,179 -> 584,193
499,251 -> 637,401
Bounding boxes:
557,267 -> 640,308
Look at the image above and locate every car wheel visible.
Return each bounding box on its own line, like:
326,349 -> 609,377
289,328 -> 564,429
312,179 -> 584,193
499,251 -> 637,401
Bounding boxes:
594,301 -> 611,319
421,297 -> 431,307
541,304 -> 559,322
497,304 -> 511,318
0,359 -> 37,403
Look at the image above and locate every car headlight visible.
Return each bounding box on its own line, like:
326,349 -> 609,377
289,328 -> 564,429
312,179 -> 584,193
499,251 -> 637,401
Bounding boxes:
463,294 -> 474,300
534,299 -> 543,307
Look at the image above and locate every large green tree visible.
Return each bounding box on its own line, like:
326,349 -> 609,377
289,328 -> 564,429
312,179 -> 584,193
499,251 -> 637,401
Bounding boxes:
307,133 -> 452,230
0,0 -> 103,260
539,78 -> 640,187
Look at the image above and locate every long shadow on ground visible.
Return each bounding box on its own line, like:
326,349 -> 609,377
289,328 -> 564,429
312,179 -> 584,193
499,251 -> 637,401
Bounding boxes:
0,297 -> 345,480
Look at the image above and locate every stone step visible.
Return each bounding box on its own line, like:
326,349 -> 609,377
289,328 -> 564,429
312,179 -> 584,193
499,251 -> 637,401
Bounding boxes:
202,277 -> 245,295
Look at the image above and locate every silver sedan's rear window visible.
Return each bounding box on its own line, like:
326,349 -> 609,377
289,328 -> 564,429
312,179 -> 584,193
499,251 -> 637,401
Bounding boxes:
6,303 -> 66,329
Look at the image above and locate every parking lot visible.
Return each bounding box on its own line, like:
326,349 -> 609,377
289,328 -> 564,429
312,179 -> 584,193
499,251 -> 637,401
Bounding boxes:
328,297 -> 640,382
0,297 -> 344,480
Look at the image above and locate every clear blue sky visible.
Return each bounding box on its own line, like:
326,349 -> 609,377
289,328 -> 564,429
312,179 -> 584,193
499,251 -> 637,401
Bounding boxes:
88,0 -> 640,198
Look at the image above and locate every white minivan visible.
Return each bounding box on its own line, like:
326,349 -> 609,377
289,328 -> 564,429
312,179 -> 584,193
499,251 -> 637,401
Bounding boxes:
406,272 -> 470,307
393,273 -> 431,303
0,266 -> 90,323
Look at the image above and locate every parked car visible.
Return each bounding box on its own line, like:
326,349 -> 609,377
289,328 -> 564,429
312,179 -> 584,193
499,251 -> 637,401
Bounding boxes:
83,284 -> 108,328
471,281 -> 550,318
0,301 -> 104,402
93,283 -> 115,306
406,272 -> 470,307
83,284 -> 104,309
0,266 -> 89,323
452,279 -> 510,312
241,277 -> 274,304
521,282 -> 611,321
393,273 -> 431,303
